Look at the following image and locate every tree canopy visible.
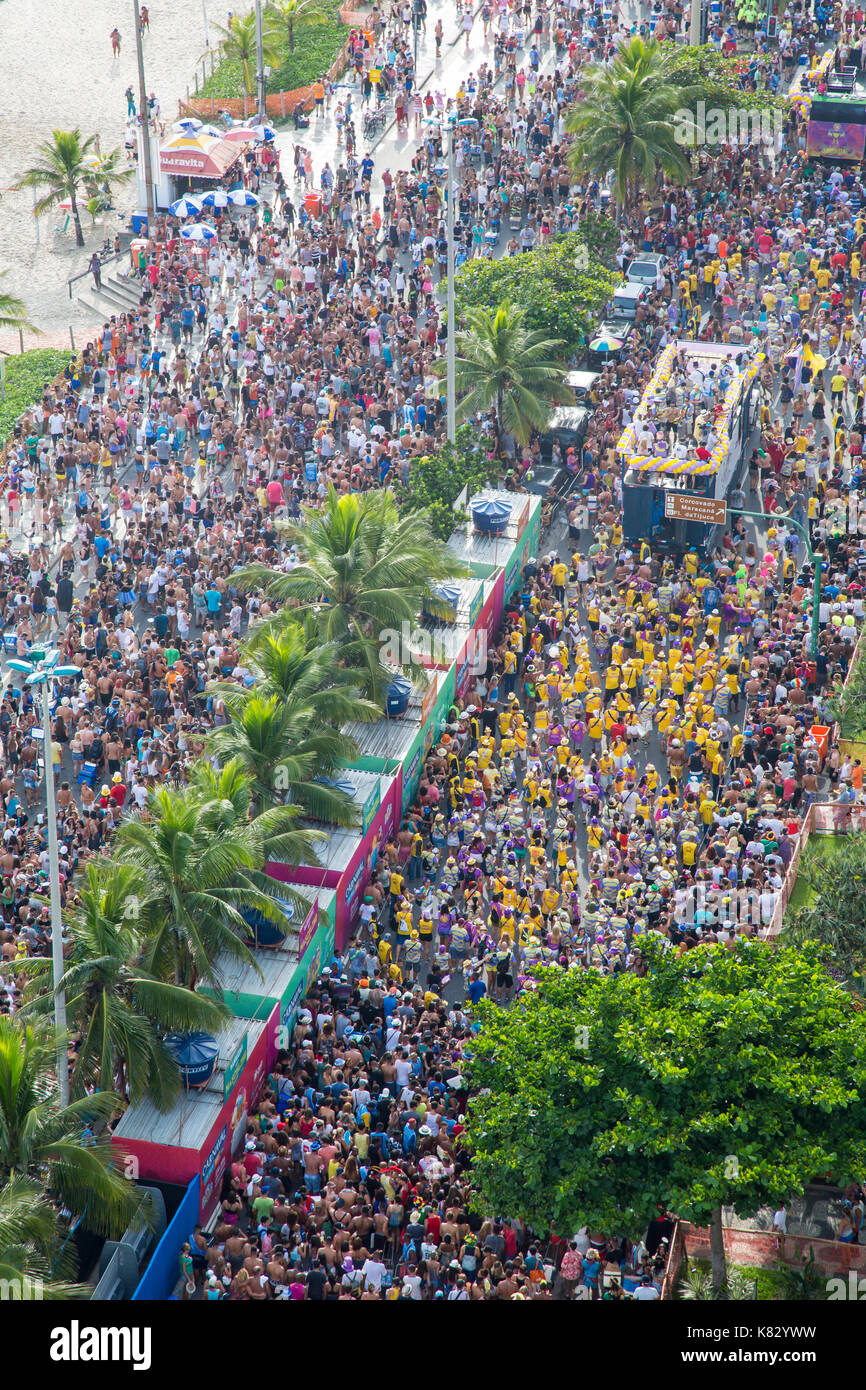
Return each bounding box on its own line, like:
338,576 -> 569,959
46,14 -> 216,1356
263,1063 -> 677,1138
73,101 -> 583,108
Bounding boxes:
465,940 -> 866,1285
454,227 -> 618,359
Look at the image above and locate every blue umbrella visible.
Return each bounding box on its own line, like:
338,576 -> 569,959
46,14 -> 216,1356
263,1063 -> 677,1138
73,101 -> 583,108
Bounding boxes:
201,189 -> 231,208
169,195 -> 203,218
248,122 -> 276,142
172,117 -> 203,134
228,189 -> 260,207
180,222 -> 218,242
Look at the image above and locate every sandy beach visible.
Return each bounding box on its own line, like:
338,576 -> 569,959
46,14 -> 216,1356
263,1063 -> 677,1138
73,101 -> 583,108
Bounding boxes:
0,0 -> 214,351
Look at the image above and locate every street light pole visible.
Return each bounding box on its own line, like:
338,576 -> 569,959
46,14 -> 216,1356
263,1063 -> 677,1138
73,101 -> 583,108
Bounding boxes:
730,507 -> 821,657
689,0 -> 702,44
133,0 -> 156,226
8,650 -> 82,1108
446,116 -> 456,445
40,678 -> 69,1110
255,0 -> 266,123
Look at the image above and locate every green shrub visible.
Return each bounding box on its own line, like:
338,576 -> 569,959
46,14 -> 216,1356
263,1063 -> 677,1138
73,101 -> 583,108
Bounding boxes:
0,349 -> 71,447
200,3 -> 345,99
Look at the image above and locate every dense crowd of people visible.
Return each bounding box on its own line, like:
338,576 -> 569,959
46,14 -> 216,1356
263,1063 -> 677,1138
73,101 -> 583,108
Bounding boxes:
2,0 -> 866,1297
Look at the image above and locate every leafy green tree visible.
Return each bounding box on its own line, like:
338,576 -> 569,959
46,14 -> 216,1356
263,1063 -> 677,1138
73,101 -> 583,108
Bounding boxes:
0,1176 -> 90,1299
235,486 -> 464,700
661,40 -> 788,120
395,427 -> 500,541
566,38 -> 692,215
16,129 -> 133,248
455,229 -> 618,360
266,0 -> 327,51
783,834 -> 866,995
114,759 -> 325,989
437,301 -> 566,445
0,1017 -> 139,1238
208,12 -> 279,97
465,940 -> 866,1292
9,862 -> 228,1108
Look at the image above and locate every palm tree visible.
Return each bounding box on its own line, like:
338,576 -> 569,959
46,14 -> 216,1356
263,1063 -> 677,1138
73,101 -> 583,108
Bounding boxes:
566,37 -> 693,216
0,1017 -> 139,1238
0,272 -> 38,335
15,129 -> 133,248
439,301 -> 566,445
209,694 -> 359,824
266,0 -> 328,51
114,760 -> 325,990
234,487 -> 464,700
209,12 -> 279,97
0,1176 -> 90,1299
9,862 -> 229,1109
208,621 -> 379,822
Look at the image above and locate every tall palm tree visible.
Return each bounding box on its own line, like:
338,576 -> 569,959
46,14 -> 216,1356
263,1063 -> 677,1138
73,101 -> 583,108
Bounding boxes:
240,619 -> 381,725
9,862 -> 228,1109
566,37 -> 693,216
266,0 -> 328,51
209,12 -> 279,97
208,694 -> 359,824
234,487 -> 464,700
0,1176 -> 90,1299
15,129 -> 132,248
439,301 -> 566,446
114,760 -> 325,990
0,272 -> 38,335
0,1017 -> 139,1238
208,620 -> 378,822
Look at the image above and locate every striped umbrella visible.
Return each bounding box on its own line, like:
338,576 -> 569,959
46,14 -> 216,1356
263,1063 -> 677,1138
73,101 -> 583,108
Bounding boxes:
180,222 -> 218,242
228,189 -> 260,207
173,117 -> 203,134
201,189 -> 231,208
169,196 -> 204,218
589,334 -> 623,354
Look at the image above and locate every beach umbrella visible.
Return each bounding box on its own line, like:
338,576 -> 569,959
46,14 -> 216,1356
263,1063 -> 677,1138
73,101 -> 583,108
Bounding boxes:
201,188 -> 231,208
248,122 -> 276,142
173,117 -> 203,134
169,195 -> 203,218
180,222 -> 218,242
221,126 -> 257,142
589,333 -> 623,353
228,189 -> 260,207
198,123 -> 225,138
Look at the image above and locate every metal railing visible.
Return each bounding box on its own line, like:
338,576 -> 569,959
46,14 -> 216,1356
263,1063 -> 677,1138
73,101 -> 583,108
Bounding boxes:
67,248 -> 125,299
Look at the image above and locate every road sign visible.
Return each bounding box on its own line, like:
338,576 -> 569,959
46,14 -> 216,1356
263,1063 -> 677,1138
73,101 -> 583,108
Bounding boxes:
664,493 -> 727,526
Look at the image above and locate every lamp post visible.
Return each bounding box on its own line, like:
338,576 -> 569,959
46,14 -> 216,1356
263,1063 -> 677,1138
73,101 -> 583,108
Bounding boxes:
8,649 -> 83,1108
133,0 -> 157,226
255,0 -> 266,123
439,114 -> 477,445
729,507 -> 821,657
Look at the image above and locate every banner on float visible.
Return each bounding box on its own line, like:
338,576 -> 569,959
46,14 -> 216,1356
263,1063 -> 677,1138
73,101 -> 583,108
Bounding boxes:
806,119 -> 866,160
